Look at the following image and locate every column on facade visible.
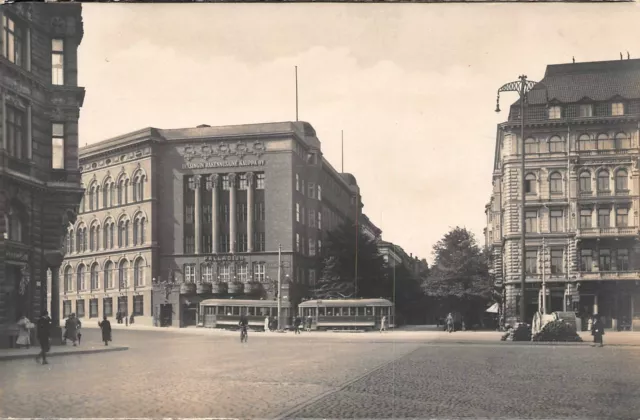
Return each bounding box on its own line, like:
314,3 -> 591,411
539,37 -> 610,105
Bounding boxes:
610,204 -> 616,228
592,206 -> 598,228
593,293 -> 599,314
193,175 -> 202,254
50,266 -> 61,327
246,172 -> 255,252
208,174 -> 220,253
229,173 -> 237,254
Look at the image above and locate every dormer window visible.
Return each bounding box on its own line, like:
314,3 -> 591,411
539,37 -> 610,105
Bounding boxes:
548,106 -> 562,120
612,102 -> 625,116
579,104 -> 593,118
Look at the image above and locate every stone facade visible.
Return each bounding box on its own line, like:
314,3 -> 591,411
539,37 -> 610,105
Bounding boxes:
0,3 -> 85,347
60,122 -> 368,328
486,59 -> 640,330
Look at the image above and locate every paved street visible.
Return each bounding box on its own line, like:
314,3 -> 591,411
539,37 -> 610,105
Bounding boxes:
1,329 -> 640,419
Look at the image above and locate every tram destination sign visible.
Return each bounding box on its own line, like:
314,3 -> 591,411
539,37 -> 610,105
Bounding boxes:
183,160 -> 266,170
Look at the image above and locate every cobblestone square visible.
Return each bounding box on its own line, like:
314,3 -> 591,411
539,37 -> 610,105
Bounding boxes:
1,329 -> 639,419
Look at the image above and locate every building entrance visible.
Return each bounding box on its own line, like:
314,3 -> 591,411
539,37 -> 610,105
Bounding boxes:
159,304 -> 173,327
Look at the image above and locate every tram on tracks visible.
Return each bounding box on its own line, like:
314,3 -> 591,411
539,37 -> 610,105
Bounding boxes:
298,298 -> 395,331
200,299 -> 294,330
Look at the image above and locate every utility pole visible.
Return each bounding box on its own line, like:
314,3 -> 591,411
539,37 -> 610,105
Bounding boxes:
277,243 -> 282,331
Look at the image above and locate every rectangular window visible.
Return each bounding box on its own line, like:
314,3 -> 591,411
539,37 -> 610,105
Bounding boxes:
52,123 -> 65,169
296,203 -> 300,222
580,249 -> 593,272
63,300 -> 72,318
184,264 -> 196,282
599,249 -> 611,271
317,185 -> 322,201
91,268 -> 99,290
219,264 -> 230,282
237,203 -> 247,222
616,208 -> 629,227
254,262 -> 265,282
255,202 -> 265,221
301,180 -> 306,196
201,264 -> 213,283
239,174 -> 248,190
221,204 -> 229,222
309,269 -> 316,286
6,105 -> 26,160
237,264 -> 248,282
317,212 -> 322,230
295,174 -> 299,191
254,232 -> 265,252
302,206 -> 306,225
117,296 -> 128,315
238,233 -> 248,253
598,208 -> 610,228
309,238 -> 316,256
550,249 -> 563,274
548,106 -> 562,119
222,175 -> 230,190
550,210 -> 563,233
185,205 -> 195,224
89,298 -> 98,318
203,205 -> 212,223
317,239 -> 322,254
256,173 -> 265,189
550,176 -> 563,194
580,209 -> 592,228
579,104 -> 593,118
308,209 -> 316,228
3,15 -> 25,67
525,250 -> 537,274
525,211 -> 537,233
617,249 -> 629,271
103,298 -> 113,317
296,233 -> 301,252
184,236 -> 195,254
133,295 -> 144,316
308,182 -> 315,199
76,300 -> 85,318
202,234 -> 212,254
52,38 -> 64,85
219,234 -> 229,253
612,103 -> 625,116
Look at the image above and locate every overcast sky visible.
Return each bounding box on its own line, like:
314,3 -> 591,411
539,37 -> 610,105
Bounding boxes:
79,3 -> 640,263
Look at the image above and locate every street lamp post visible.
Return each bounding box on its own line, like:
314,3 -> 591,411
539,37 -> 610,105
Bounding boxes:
495,75 -> 546,324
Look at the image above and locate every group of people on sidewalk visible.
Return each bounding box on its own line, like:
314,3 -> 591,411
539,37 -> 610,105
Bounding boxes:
13,311 -> 53,364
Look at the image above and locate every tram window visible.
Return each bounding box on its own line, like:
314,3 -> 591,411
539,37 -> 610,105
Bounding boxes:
319,307 -> 325,316
348,308 -> 355,316
365,307 -> 372,316
231,306 -> 238,315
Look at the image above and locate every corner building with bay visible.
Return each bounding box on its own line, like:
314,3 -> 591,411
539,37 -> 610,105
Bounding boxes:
59,121 -> 364,327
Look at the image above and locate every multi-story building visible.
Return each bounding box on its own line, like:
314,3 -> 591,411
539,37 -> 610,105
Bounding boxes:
1,3 -> 85,347
486,58 -> 640,330
59,121 -> 365,327
361,213 -> 382,242
378,240 -> 425,277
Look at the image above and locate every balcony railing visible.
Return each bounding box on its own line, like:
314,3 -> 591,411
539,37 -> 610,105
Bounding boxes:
577,271 -> 640,281
576,227 -> 638,238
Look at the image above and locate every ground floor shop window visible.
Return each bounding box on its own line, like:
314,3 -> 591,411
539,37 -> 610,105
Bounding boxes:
63,300 -> 72,318
76,299 -> 85,318
89,298 -> 99,318
103,297 -> 113,317
133,295 -> 144,316
118,296 -> 128,315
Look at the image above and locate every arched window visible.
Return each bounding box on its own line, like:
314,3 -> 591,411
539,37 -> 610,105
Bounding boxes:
578,134 -> 595,151
118,220 -> 129,247
66,230 -> 73,254
133,218 -> 139,246
597,170 -> 610,192
117,179 -> 127,205
118,260 -> 129,289
524,173 -> 537,194
132,174 -> 145,202
548,136 -> 564,153
77,264 -> 86,291
88,186 -> 94,211
616,169 -> 629,191
140,218 -> 146,244
616,133 -> 631,149
89,226 -> 96,251
549,172 -> 563,194
90,263 -> 99,290
134,258 -> 144,287
75,227 -> 82,253
104,261 -> 114,289
102,181 -> 110,208
598,134 -> 614,150
64,266 -> 73,292
579,172 -> 591,192
524,138 -> 538,154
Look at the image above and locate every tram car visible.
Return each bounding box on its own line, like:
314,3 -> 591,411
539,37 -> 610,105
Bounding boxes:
200,299 -> 294,330
298,298 -> 395,331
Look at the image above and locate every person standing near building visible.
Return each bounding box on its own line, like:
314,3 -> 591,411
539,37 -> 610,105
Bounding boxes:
380,315 -> 387,333
98,316 -> 112,346
306,315 -> 312,332
591,314 -> 604,347
36,311 -> 52,365
16,315 -> 34,349
264,315 -> 269,332
293,316 -> 301,334
64,313 -> 80,346
239,312 -> 249,343
446,313 -> 454,333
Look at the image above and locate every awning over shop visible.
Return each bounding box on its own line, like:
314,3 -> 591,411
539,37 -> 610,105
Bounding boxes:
485,303 -> 499,313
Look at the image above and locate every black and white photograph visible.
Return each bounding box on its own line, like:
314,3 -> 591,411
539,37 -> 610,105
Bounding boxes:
1,1 -> 640,419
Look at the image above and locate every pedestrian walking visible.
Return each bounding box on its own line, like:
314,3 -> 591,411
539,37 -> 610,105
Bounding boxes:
591,314 -> 605,347
64,313 -> 81,346
98,316 -> 112,346
35,311 -> 52,365
294,316 -> 301,334
264,316 -> 269,332
306,315 -> 312,332
16,315 -> 34,348
239,313 -> 249,343
446,313 -> 454,333
130,314 -> 135,325
380,315 -> 387,333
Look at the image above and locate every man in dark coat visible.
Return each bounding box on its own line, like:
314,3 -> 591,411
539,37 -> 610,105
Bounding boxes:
98,316 -> 112,346
36,311 -> 52,365
591,314 -> 605,347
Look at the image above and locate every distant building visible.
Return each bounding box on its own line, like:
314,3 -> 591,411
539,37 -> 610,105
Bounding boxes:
377,240 -> 425,277
59,122 -> 369,327
360,213 -> 382,242
486,58 -> 640,330
1,3 -> 85,347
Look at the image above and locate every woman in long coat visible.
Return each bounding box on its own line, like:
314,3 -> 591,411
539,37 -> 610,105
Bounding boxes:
98,316 -> 112,346
591,314 -> 605,347
16,316 -> 33,348
65,313 -> 80,346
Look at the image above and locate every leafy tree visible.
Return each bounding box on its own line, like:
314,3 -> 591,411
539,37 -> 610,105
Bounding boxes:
387,260 -> 429,324
312,218 -> 389,299
422,227 -> 492,323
